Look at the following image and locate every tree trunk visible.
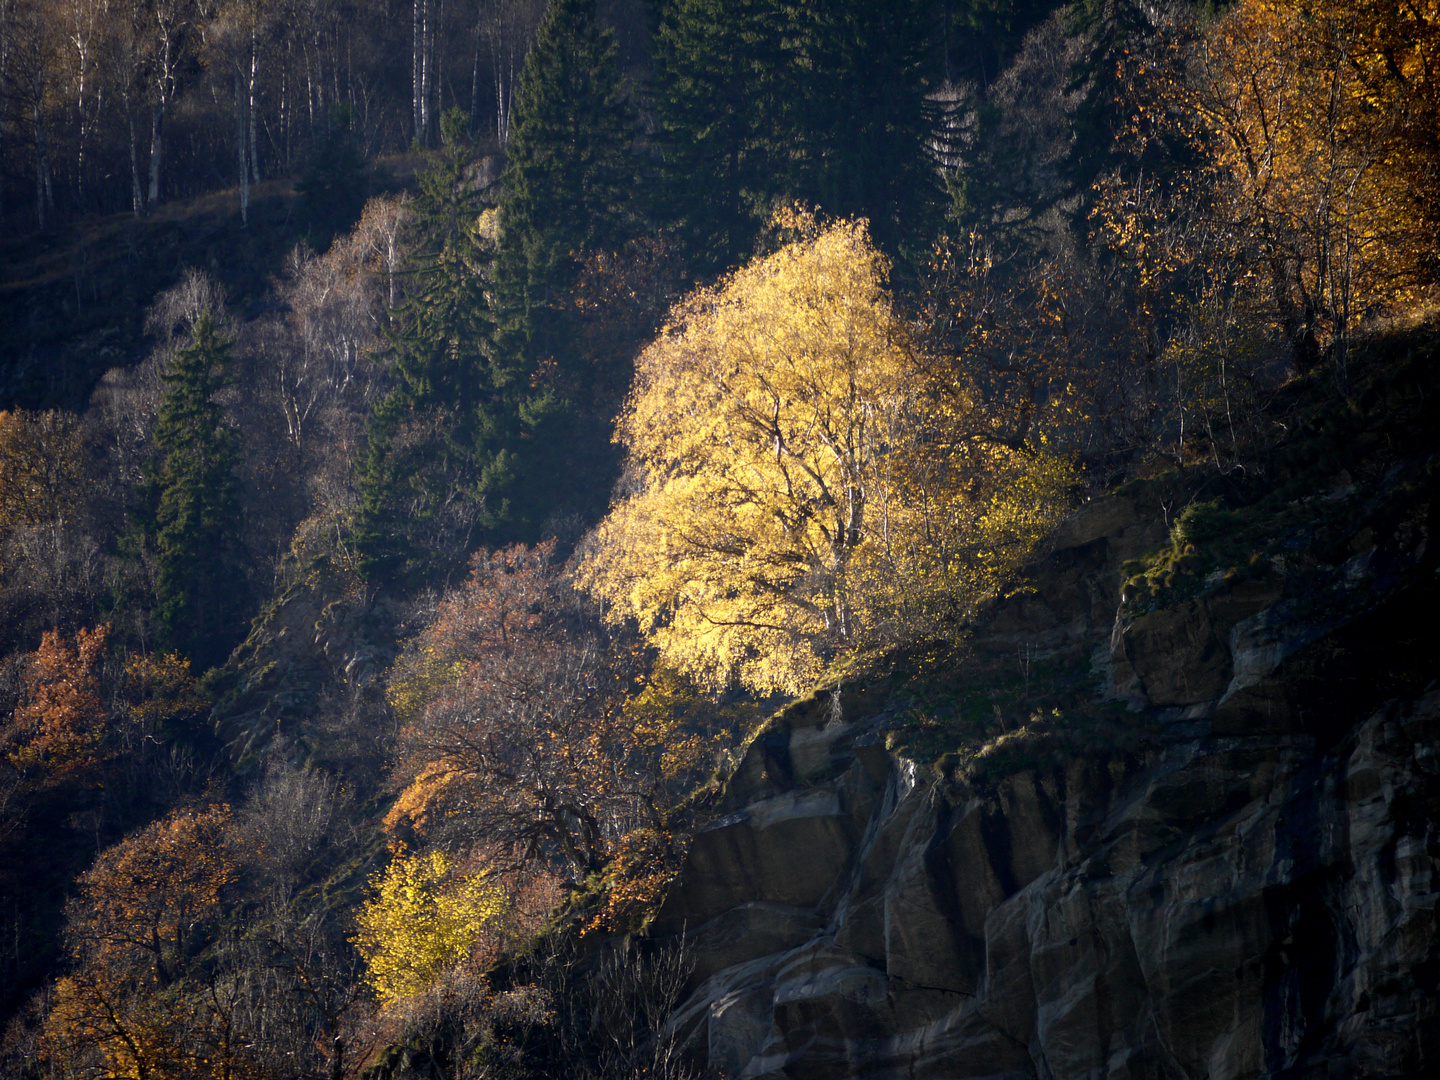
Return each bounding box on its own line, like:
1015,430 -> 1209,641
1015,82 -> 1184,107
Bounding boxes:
248,39 -> 261,183
413,0 -> 423,141
148,100 -> 165,209
492,21 -> 510,146
128,110 -> 143,216
471,2 -> 483,128
74,56 -> 88,209
429,0 -> 440,138
421,0 -> 432,143
281,60 -> 290,168
34,99 -> 51,229
236,70 -> 249,226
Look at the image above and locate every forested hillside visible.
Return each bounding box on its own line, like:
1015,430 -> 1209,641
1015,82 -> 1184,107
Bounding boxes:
0,0 -> 1436,1077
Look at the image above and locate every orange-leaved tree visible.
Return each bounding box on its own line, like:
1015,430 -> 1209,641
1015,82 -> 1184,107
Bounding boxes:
42,804 -> 244,1079
3,624 -> 110,781
385,541 -> 662,876
1192,0 -> 1440,370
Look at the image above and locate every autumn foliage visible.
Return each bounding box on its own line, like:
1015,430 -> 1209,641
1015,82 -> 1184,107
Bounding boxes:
579,210 -> 1074,694
386,541 -> 729,876
4,624 -> 109,780
352,849 -> 509,1005
43,805 -> 241,1078
1192,0 -> 1439,365
7,1 -> 1440,1071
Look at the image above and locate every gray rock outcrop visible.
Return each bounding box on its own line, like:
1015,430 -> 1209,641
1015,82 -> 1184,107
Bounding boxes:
652,487 -> 1440,1080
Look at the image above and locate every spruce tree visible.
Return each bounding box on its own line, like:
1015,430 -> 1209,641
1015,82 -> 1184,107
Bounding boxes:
143,311 -> 246,670
653,0 -> 944,265
651,0 -> 788,274
494,0 -> 634,377
1058,0 -> 1204,226
782,0 -> 944,259
355,110 -> 542,587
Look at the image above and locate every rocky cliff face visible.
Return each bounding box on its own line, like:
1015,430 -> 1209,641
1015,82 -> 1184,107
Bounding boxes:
651,477 -> 1440,1080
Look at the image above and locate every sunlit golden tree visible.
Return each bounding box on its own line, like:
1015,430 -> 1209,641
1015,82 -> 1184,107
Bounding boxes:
351,849 -> 508,1006
579,210 -> 1073,694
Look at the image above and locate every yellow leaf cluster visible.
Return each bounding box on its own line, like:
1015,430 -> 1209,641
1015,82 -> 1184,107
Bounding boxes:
579,212 -> 1074,694
1195,0 -> 1440,345
351,850 -> 508,1005
386,646 -> 467,724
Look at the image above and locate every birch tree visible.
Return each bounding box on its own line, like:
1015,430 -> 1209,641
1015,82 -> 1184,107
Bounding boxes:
579,211 -> 1073,694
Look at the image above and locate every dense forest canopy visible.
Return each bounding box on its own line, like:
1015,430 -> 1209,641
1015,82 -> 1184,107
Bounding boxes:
0,0 -> 1436,1075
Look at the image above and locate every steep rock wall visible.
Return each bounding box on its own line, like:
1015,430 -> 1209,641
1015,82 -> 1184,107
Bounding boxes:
652,486 -> 1440,1080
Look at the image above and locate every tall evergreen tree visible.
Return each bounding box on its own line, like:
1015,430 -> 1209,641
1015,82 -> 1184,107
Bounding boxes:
494,0 -> 635,376
653,0 -> 945,267
936,0 -> 1065,86
782,0 -> 945,259
142,312 -> 246,670
1061,0 -> 1186,202
354,110 -> 544,587
651,0 -> 788,274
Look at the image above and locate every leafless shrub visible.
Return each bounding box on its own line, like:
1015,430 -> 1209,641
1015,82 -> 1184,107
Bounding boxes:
240,760 -> 349,885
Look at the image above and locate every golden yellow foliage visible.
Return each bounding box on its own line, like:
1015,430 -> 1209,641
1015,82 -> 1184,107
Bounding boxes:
579,210 -> 1074,694
621,664 -> 748,785
386,646 -> 467,725
1193,0 -> 1440,358
352,850 -> 508,1005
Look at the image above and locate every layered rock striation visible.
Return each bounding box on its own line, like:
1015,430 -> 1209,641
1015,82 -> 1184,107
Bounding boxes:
652,484 -> 1440,1080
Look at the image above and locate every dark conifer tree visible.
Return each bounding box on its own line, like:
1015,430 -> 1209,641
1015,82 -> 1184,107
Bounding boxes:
936,0 -> 1064,86
494,0 -> 635,377
354,110 -> 545,587
143,312 -> 246,670
1061,0 -> 1184,202
782,0 -> 945,259
294,108 -> 370,251
653,0 -> 944,266
651,0 -> 788,274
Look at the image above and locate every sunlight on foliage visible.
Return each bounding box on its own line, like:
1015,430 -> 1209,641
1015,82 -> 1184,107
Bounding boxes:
43,806 -> 238,1078
352,850 -> 509,1005
120,650 -> 207,733
579,209 -> 1074,694
4,624 -> 109,779
387,646 -> 468,724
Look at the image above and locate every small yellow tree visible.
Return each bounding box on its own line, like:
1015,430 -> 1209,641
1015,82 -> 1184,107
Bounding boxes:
352,850 -> 508,1005
579,211 -> 1073,694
